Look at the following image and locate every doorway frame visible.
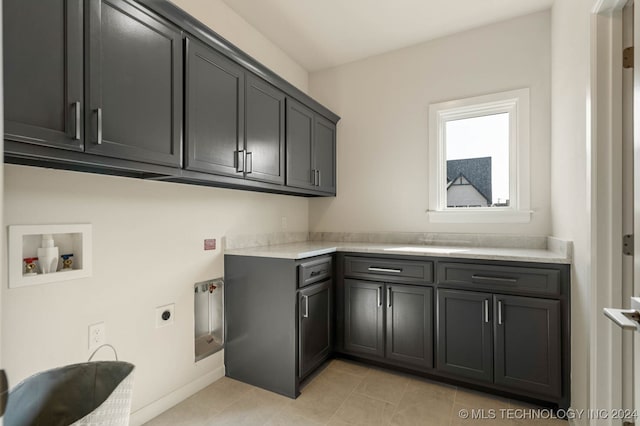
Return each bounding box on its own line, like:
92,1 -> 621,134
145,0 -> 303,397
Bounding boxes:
590,0 -> 629,423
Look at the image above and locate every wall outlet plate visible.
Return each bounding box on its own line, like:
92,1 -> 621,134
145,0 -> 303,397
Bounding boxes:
156,303 -> 175,328
88,322 -> 106,352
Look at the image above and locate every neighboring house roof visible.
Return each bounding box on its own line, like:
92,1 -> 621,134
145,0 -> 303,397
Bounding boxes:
446,157 -> 492,204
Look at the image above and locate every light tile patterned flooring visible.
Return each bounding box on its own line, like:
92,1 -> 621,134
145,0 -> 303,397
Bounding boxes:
145,359 -> 566,425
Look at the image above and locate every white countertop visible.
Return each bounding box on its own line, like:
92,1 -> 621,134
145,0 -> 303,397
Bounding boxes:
224,241 -> 571,264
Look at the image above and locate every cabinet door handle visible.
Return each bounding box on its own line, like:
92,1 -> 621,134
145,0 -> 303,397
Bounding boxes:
484,299 -> 489,323
246,152 -> 253,174
236,150 -> 245,172
498,300 -> 503,325
316,170 -> 321,187
96,108 -> 103,145
73,102 -> 81,140
302,295 -> 309,318
311,169 -> 316,185
472,275 -> 517,284
377,286 -> 382,307
387,287 -> 392,308
368,267 -> 403,274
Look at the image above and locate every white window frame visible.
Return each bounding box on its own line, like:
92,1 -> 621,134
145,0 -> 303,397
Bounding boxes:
427,88 -> 531,223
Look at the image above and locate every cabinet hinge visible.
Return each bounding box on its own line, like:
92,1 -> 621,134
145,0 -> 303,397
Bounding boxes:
623,234 -> 634,256
624,46 -> 634,68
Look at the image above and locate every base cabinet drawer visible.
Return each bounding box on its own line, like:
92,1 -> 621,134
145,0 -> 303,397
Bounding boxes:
438,262 -> 560,296
345,256 -> 433,284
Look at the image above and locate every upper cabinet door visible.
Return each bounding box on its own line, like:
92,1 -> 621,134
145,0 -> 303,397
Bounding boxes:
86,0 -> 182,167
4,0 -> 84,151
185,37 -> 245,177
245,75 -> 285,185
286,99 -> 315,190
314,116 -> 336,194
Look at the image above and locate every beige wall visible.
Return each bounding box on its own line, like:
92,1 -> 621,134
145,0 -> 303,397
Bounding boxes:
2,2 -> 310,423
2,166 -> 308,422
550,0 -> 591,420
171,0 -> 309,93
307,11 -> 551,235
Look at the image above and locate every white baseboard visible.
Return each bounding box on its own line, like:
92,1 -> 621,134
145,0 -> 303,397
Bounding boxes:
129,365 -> 225,426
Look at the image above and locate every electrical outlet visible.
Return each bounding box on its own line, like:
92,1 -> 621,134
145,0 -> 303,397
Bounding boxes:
88,322 -> 106,352
156,303 -> 175,328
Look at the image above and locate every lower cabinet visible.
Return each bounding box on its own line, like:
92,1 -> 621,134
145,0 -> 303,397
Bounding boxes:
437,289 -> 561,400
494,294 -> 561,398
225,254 -> 333,398
338,254 -> 569,409
299,279 -> 332,379
344,279 -> 433,370
437,289 -> 493,382
226,252 -> 568,406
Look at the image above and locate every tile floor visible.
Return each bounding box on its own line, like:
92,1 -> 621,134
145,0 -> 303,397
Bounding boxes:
145,359 -> 566,425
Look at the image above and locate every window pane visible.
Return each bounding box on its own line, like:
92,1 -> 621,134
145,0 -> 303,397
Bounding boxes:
445,113 -> 509,208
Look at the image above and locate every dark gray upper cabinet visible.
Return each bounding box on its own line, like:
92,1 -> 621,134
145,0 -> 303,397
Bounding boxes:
344,279 -> 384,358
4,0 -> 84,151
4,0 -> 339,197
245,75 -> 286,185
299,279 -> 332,379
286,98 -> 337,194
286,99 -> 315,191
185,39 -> 286,185
494,295 -> 561,399
386,284 -> 433,370
437,289 -> 493,383
85,0 -> 183,167
314,116 -> 336,194
185,37 -> 244,177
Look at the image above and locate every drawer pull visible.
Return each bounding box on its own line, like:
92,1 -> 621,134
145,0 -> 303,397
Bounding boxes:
377,286 -> 382,307
498,300 -> 504,325
484,299 -> 489,323
471,275 -> 517,284
368,267 -> 403,274
309,270 -> 326,277
387,287 -> 392,308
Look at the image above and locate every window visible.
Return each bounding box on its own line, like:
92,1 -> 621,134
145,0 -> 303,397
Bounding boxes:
428,89 -> 531,223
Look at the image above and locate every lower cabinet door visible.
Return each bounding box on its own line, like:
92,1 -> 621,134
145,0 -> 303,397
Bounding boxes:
299,279 -> 332,379
437,289 -> 493,383
494,295 -> 562,398
344,279 -> 384,358
385,284 -> 433,369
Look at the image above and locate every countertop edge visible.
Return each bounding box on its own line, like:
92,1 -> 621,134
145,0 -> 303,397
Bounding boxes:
224,242 -> 572,265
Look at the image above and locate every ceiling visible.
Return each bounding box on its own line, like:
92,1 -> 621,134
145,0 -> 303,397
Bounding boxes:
221,0 -> 554,72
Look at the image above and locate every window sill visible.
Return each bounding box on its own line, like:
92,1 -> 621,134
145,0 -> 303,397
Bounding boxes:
427,209 -> 532,224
